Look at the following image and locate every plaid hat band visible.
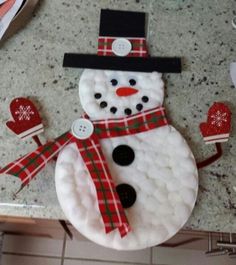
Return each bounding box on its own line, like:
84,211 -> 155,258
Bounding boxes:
97,37 -> 148,57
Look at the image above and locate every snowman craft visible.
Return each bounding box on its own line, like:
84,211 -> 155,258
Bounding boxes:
58,9 -> 197,250
0,10 -> 232,251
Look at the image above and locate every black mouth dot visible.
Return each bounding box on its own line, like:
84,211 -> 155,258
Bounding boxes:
94,93 -> 102,99
142,96 -> 149,103
136,103 -> 143,111
124,108 -> 132,115
110,107 -> 117,114
100,101 -> 107,108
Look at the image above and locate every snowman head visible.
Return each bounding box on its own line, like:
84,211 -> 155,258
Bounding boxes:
79,69 -> 164,119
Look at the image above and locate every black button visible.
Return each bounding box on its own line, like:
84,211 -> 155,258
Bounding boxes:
112,145 -> 135,166
116,183 -> 136,209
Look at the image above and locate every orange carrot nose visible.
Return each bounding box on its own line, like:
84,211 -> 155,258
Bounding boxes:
116,87 -> 138,97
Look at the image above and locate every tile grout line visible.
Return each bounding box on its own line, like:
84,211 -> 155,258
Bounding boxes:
60,232 -> 67,265
2,252 -> 62,259
149,247 -> 153,265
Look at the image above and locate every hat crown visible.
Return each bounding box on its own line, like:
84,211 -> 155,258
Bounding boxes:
99,9 -> 146,38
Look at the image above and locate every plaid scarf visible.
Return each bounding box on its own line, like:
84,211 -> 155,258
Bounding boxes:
0,106 -> 168,237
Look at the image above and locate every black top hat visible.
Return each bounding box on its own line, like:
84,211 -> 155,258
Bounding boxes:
63,9 -> 181,73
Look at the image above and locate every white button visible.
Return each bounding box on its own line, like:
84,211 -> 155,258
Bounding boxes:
71,119 -> 94,140
112,38 -> 132,57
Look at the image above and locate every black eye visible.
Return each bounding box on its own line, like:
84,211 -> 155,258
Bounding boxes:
94,93 -> 102,99
129,79 -> 136,86
110,79 -> 118,86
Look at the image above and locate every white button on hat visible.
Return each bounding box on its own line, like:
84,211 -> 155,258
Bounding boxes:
71,119 -> 94,140
112,38 -> 132,57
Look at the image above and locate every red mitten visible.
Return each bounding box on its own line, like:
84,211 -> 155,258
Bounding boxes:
6,98 -> 44,139
199,102 -> 231,144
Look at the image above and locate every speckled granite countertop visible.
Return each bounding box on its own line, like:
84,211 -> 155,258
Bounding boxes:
0,0 -> 235,233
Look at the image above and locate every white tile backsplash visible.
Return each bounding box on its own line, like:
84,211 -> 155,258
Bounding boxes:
152,247 -> 236,265
3,235 -> 63,257
65,240 -> 151,263
2,255 -> 60,265
3,234 -> 235,265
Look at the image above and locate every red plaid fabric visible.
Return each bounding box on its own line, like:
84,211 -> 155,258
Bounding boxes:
97,37 -> 148,57
74,135 -> 130,237
0,132 -> 73,187
93,107 -> 167,137
0,106 -> 168,237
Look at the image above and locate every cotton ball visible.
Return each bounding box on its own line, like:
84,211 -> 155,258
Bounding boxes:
180,173 -> 198,189
69,203 -> 86,221
79,79 -> 95,98
158,202 -> 174,215
63,145 -> 78,157
168,129 -> 184,146
139,74 -> 155,88
154,178 -> 166,190
58,145 -> 78,163
176,144 -> 191,158
168,192 -> 182,205
145,196 -> 159,213
56,163 -> 75,184
166,177 -> 182,191
156,153 -> 170,168
137,193 -> 149,206
133,227 -> 149,246
136,159 -> 149,172
154,71 -> 162,79
155,168 -> 173,183
86,205 -> 101,222
153,186 -> 168,202
81,192 -> 94,210
139,179 -> 156,194
149,225 -> 168,242
74,171 -> 90,187
95,70 -> 106,81
74,158 -> 87,173
163,218 -> 178,235
85,101 -> 100,113
180,187 -> 197,206
157,125 -> 171,136
83,221 -> 103,240
174,203 -> 191,223
170,157 -> 196,176
178,157 -> 196,172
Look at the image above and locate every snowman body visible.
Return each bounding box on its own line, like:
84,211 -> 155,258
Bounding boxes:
55,70 -> 198,250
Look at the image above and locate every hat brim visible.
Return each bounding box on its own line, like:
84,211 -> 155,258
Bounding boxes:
63,54 -> 182,73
